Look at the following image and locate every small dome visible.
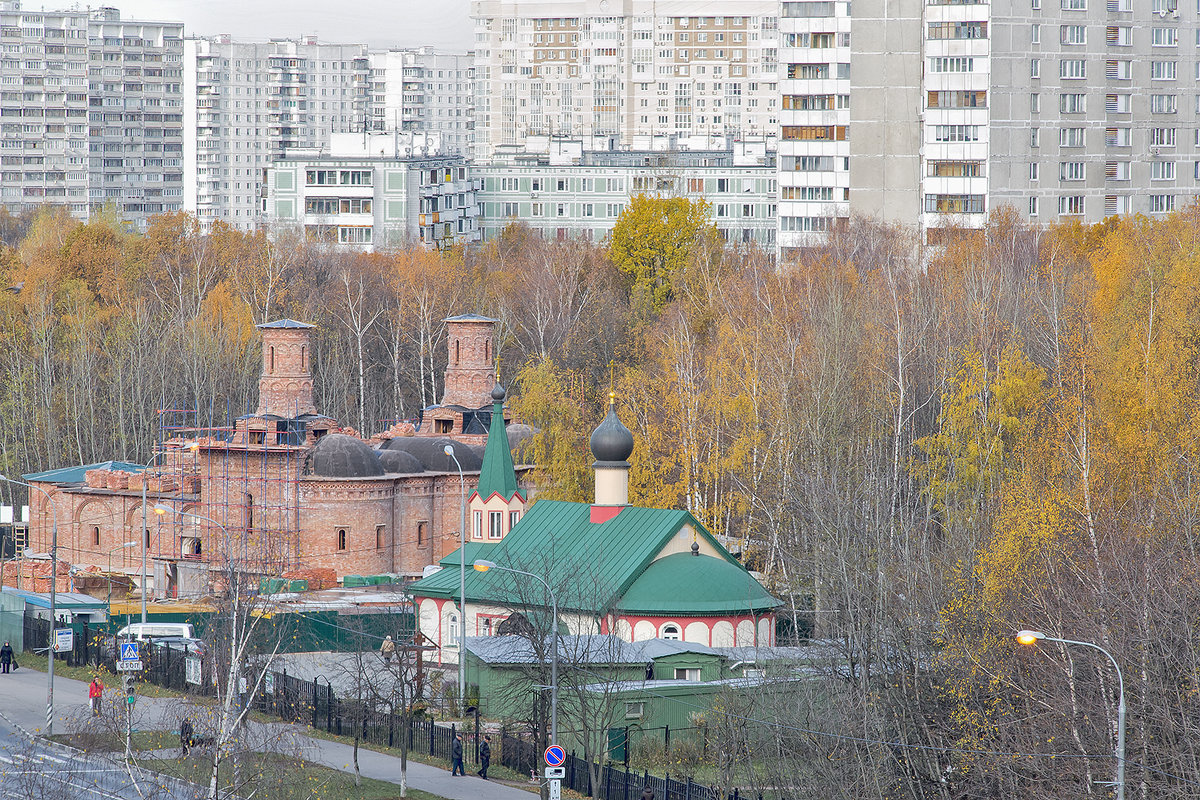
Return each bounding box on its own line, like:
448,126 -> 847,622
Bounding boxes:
379,449 -> 424,474
384,436 -> 483,472
590,401 -> 634,464
308,434 -> 384,478
507,423 -> 536,462
491,382 -> 506,402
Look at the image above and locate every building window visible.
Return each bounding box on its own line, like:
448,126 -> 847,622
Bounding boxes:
509,510 -> 520,530
448,614 -> 460,645
1058,195 -> 1085,215
92,526 -> 101,546
337,528 -> 347,551
625,702 -> 645,719
1030,162 -> 1040,180
417,521 -> 428,547
1060,162 -> 1086,181
376,525 -> 385,550
1149,194 -> 1176,213
472,510 -> 483,539
661,624 -> 681,640
488,511 -> 503,539
675,668 -> 701,681
144,528 -> 150,549
1029,196 -> 1039,216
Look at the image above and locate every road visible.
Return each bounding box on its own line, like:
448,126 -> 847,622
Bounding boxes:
0,667 -> 201,799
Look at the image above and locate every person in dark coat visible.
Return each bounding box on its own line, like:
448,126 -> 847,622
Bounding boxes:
641,790 -> 656,800
180,718 -> 194,756
0,641 -> 12,674
450,732 -> 465,776
477,735 -> 491,779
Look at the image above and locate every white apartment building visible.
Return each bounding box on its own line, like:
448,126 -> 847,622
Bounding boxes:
0,3 -> 184,230
368,48 -> 474,155
778,0 -> 1200,253
471,0 -> 780,160
476,138 -> 777,244
183,36 -> 370,230
265,133 -> 480,249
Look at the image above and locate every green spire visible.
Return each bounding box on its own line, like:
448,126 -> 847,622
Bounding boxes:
476,382 -> 521,501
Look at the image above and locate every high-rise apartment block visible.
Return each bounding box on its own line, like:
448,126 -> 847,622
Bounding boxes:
778,0 -> 1200,253
471,0 -> 780,160
368,48 -> 475,154
0,3 -> 184,229
183,36 -> 371,229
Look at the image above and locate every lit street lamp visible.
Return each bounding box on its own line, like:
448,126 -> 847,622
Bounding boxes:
473,559 -> 558,745
0,473 -> 60,736
443,444 -> 467,714
1017,629 -> 1126,800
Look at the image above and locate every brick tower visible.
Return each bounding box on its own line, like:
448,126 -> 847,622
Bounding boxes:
255,319 -> 317,417
441,313 -> 498,408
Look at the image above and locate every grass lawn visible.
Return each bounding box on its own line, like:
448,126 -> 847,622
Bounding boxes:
141,751 -> 450,800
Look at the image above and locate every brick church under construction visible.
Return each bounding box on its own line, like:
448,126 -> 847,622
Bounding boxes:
20,314 -> 533,599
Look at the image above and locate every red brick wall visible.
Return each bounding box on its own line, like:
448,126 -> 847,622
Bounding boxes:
256,327 -> 317,417
442,319 -> 496,408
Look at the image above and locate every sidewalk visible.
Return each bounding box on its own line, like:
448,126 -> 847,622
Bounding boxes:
0,666 -> 536,800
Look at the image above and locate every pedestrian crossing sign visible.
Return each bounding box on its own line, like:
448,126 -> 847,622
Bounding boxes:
119,642 -> 139,661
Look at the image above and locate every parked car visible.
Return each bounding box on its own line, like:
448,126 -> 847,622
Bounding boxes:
117,622 -> 195,641
150,636 -> 206,658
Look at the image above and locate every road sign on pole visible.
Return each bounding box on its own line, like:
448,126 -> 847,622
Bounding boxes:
549,779 -> 561,800
544,744 -> 566,767
545,767 -> 565,779
119,641 -> 140,661
53,628 -> 72,653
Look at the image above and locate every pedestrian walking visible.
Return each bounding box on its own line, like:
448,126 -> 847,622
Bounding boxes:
180,718 -> 194,757
641,789 -> 656,800
0,641 -> 12,674
88,678 -> 103,716
450,731 -> 465,776
380,635 -> 395,664
477,734 -> 491,779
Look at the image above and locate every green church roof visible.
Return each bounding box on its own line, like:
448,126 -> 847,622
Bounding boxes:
23,460 -> 147,485
474,388 -> 522,503
409,499 -> 775,616
618,552 -> 778,614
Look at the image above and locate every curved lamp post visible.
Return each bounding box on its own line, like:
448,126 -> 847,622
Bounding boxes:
443,444 -> 467,713
473,559 -> 558,745
0,473 -> 60,736
1017,630 -> 1125,800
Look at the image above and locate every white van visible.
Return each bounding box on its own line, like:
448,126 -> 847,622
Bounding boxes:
116,622 -> 195,641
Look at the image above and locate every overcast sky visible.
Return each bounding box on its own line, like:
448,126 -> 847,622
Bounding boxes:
108,0 -> 474,51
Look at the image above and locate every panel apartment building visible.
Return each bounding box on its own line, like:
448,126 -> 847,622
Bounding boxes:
0,3 -> 184,230
182,36 -> 371,230
778,0 -> 1200,253
471,0 -> 781,160
368,48 -> 475,155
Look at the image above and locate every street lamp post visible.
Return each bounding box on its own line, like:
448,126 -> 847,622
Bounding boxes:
106,541 -> 137,607
473,559 -> 559,745
0,474 -> 60,736
1017,630 -> 1126,800
443,445 -> 467,715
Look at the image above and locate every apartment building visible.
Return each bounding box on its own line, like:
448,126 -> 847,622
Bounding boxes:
368,48 -> 475,155
0,3 -> 184,229
182,36 -> 370,230
476,138 -> 777,245
265,133 -> 481,249
778,0 -> 1200,253
471,0 -> 780,160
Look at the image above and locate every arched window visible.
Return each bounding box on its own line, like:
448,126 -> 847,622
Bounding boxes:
300,345 -> 306,372
661,624 -> 681,640
337,528 -> 347,551
269,346 -> 275,373
92,526 -> 100,546
454,339 -> 460,364
448,613 -> 460,645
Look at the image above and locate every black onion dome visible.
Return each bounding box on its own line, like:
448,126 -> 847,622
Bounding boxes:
590,401 -> 634,464
308,434 -> 385,478
491,382 -> 506,403
378,448 -> 424,474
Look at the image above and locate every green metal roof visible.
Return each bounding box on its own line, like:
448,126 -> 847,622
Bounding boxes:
618,552 -> 779,614
23,461 -> 147,485
408,499 -> 768,615
475,398 -> 522,503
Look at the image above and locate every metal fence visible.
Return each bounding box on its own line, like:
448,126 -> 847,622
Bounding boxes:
42,609 -> 753,800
